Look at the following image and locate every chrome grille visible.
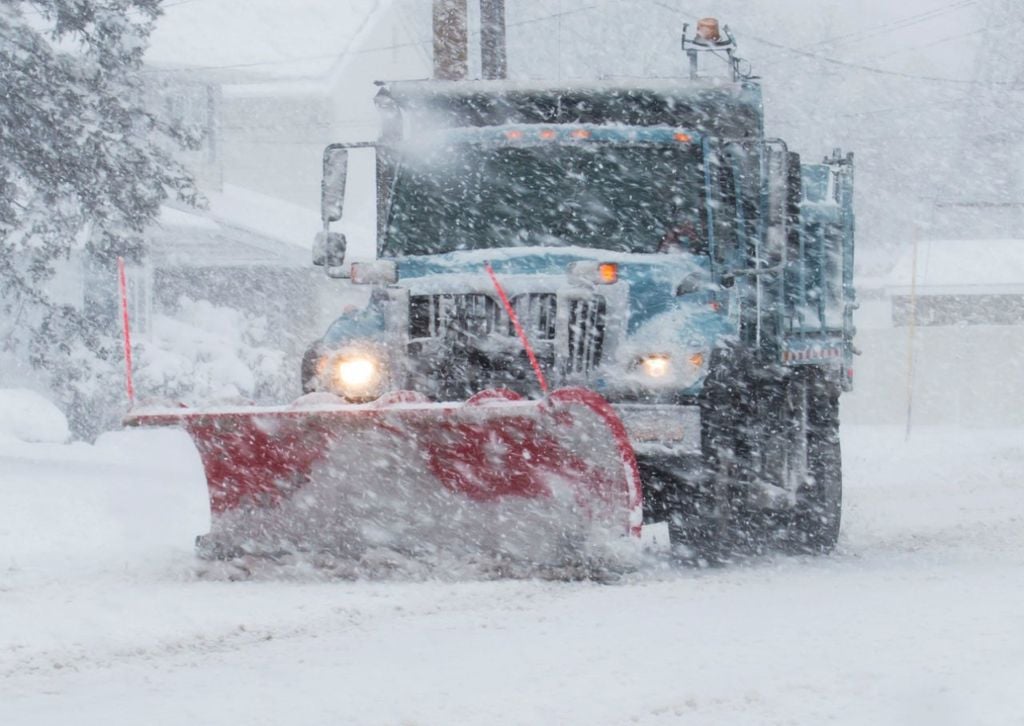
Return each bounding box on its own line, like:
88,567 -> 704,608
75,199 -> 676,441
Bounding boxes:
511,293 -> 558,341
409,293 -> 558,341
566,297 -> 607,374
407,292 -> 606,378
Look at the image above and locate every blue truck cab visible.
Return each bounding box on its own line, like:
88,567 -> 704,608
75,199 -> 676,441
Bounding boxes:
307,27 -> 856,555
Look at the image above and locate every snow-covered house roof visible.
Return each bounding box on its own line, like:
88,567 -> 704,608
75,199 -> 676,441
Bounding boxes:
886,239 -> 1024,295
152,186 -> 321,268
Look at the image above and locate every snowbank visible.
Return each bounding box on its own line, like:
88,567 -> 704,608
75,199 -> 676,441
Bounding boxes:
0,388 -> 70,444
135,297 -> 289,405
0,427 -> 207,575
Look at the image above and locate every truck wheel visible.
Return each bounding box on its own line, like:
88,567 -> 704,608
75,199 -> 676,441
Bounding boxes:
779,370 -> 842,553
666,348 -> 751,563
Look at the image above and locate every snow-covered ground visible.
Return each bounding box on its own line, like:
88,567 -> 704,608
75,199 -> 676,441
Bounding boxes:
2,416 -> 1022,725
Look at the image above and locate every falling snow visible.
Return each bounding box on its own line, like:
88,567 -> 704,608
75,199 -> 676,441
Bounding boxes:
2,1 -> 1024,724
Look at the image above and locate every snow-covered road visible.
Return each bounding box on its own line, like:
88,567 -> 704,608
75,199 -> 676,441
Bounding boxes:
2,425 -> 1022,725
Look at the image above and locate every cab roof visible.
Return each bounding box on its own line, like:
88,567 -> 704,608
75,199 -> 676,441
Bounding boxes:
376,78 -> 764,141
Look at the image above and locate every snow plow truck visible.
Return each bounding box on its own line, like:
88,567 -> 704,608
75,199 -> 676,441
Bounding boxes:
127,22 -> 856,566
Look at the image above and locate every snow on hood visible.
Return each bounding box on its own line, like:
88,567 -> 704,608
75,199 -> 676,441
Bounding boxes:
393,247 -> 710,331
393,245 -> 706,279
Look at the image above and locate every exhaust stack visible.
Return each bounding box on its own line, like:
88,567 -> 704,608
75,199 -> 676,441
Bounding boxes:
480,0 -> 507,80
433,0 -> 507,81
433,0 -> 468,80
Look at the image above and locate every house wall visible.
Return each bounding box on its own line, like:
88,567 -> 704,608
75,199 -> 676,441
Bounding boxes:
842,296 -> 1024,428
218,92 -> 334,208
147,76 -> 223,192
205,6 -> 431,210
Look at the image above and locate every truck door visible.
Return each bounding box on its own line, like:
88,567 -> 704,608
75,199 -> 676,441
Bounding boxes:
709,139 -> 803,355
759,138 -> 791,349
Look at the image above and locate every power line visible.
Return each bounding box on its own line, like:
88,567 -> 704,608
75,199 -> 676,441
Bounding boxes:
768,95 -> 961,127
744,34 -> 1018,87
830,97 -> 959,120
645,0 -> 975,49
874,26 -> 987,59
756,0 -> 977,64
644,0 -> 1013,87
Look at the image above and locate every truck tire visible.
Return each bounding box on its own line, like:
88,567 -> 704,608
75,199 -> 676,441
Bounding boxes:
642,346 -> 752,563
759,368 -> 842,553
648,354 -> 842,560
734,366 -> 842,554
663,346 -> 751,562
786,369 -> 842,553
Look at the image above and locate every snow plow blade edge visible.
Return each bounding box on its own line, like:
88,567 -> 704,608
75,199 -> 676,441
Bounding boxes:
125,388 -> 642,564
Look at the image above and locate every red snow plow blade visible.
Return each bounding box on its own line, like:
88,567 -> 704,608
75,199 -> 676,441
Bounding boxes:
125,388 -> 642,565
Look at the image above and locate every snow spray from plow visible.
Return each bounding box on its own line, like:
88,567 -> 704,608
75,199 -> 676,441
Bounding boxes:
125,388 -> 643,569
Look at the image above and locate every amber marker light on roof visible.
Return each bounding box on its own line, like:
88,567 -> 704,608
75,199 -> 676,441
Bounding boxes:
696,17 -> 721,42
539,129 -> 557,140
505,130 -> 524,140
570,129 -> 591,139
598,263 -> 618,284
674,132 -> 692,143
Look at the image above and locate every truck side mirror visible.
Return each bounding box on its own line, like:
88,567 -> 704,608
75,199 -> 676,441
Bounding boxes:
321,147 -> 348,223
313,231 -> 347,268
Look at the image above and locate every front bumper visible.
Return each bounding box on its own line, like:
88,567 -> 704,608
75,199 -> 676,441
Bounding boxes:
612,403 -> 702,457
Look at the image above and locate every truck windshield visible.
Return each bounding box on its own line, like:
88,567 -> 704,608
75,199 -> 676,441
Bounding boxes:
382,142 -> 706,256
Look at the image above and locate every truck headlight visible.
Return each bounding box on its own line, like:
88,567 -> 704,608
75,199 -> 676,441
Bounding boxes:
323,350 -> 388,402
633,351 -> 706,386
639,354 -> 672,378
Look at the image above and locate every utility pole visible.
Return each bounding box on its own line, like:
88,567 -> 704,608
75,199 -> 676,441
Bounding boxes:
433,0 -> 468,81
480,0 -> 507,80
